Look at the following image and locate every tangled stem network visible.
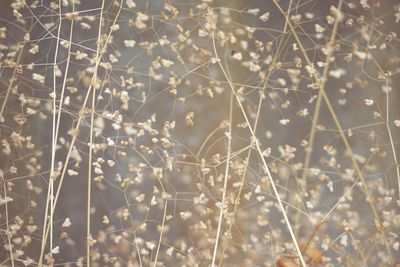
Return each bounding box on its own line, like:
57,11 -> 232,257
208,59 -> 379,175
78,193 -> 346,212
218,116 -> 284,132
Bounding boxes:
0,0 -> 400,266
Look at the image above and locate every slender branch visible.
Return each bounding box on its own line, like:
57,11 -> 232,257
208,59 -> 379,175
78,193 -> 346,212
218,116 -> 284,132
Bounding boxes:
384,78 -> 400,198
86,0 -> 105,264
153,201 -> 168,267
38,1 -> 124,265
295,0 -> 344,234
212,32 -> 307,267
218,1 -> 293,263
211,86 -> 233,267
272,0 -> 393,262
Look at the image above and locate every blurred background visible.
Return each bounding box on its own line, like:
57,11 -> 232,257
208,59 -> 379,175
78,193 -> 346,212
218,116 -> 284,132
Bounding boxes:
1,0 -> 399,266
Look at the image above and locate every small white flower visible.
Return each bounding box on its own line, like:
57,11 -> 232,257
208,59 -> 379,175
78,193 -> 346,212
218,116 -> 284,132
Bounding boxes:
166,247 -> 174,256
393,242 -> 399,251
33,73 -> 45,84
259,12 -> 270,22
327,181 -> 334,192
51,246 -> 60,254
364,98 -> 374,106
247,8 -> 260,15
232,52 -> 242,61
279,119 -> 290,125
211,57 -> 220,64
62,218 -> 71,228
329,68 -> 346,78
180,211 -> 192,220
126,0 -> 136,9
136,194 -> 145,202
67,169 -> 78,176
315,24 -> 326,33
124,40 -> 136,48
161,59 -> 174,68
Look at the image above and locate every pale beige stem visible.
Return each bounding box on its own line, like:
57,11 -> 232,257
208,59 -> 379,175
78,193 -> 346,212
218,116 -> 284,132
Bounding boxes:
272,0 -> 393,261
212,32 -> 307,267
211,90 -> 234,267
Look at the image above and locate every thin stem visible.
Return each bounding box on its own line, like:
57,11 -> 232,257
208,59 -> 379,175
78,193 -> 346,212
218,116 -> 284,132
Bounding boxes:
3,181 -> 14,267
86,0 -> 105,264
38,1 -> 123,265
385,78 -> 400,198
211,87 -> 233,267
295,0 -> 344,235
153,201 -> 168,267
212,32 -> 307,267
272,0 -> 393,262
217,1 -> 292,263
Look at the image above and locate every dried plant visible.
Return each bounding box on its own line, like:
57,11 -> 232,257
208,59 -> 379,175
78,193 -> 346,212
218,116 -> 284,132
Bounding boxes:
0,0 -> 399,266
